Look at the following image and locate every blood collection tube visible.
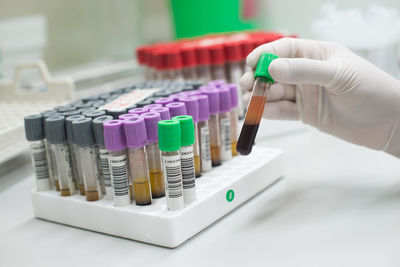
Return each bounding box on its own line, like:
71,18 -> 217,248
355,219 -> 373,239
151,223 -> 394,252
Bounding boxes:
226,84 -> 239,156
143,103 -> 162,110
128,107 -> 149,116
217,86 -> 232,162
237,53 -> 278,155
149,107 -> 171,120
136,45 -> 150,80
124,117 -> 152,205
195,45 -> 212,84
208,80 -> 226,88
178,97 -> 201,177
104,120 -> 131,206
158,120 -> 184,210
165,49 -> 184,82
65,115 -> 85,193
83,110 -> 106,118
72,118 -> 102,201
209,45 -> 226,81
119,113 -> 140,120
201,89 -> 222,166
172,115 -> 196,204
194,95 -> 212,172
181,46 -> 198,80
240,39 -> 254,73
45,116 -> 76,196
42,110 -> 60,190
92,115 -> 114,200
166,102 -> 186,118
153,49 -> 167,80
140,112 -> 165,198
24,114 -> 51,191
154,97 -> 174,107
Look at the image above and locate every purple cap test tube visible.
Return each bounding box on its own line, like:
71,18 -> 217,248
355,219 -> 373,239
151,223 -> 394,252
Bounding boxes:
201,88 -> 219,115
166,102 -> 187,118
143,103 -> 162,110
195,95 -> 210,122
140,112 -> 161,143
178,96 -> 199,123
180,90 -> 202,97
208,79 -> 226,88
155,97 -> 174,106
119,113 -> 140,120
218,86 -> 232,113
104,120 -> 126,151
128,107 -> 149,115
149,107 -> 170,120
169,93 -> 185,101
123,117 -> 147,149
226,84 -> 238,108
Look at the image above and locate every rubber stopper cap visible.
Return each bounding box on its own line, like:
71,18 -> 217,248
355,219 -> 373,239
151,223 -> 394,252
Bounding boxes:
158,120 -> 181,152
172,115 -> 195,146
254,53 -> 279,83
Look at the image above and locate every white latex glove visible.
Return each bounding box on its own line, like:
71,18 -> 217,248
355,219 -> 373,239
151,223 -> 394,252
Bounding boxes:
240,38 -> 400,158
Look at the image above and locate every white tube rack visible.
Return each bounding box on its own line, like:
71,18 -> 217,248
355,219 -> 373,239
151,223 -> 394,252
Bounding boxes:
31,147 -> 284,248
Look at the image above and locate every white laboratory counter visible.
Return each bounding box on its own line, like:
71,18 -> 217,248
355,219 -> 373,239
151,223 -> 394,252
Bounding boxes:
1,121 -> 400,267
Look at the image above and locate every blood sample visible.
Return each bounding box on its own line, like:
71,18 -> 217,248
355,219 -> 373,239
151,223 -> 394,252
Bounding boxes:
178,96 -> 201,177
200,88 -> 222,166
65,115 -> 85,193
158,120 -> 184,210
140,112 -> 165,199
72,118 -> 102,201
104,120 -> 131,206
194,95 -> 212,172
226,84 -> 239,156
194,45 -> 212,84
172,115 -> 196,204
24,114 -> 51,191
45,116 -> 75,196
124,117 -> 152,206
217,86 -> 232,162
225,41 -> 245,118
209,45 -> 226,81
92,115 -> 114,200
236,53 -> 278,156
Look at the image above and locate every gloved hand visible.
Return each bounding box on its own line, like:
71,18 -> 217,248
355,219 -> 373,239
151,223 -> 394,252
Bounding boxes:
240,38 -> 400,158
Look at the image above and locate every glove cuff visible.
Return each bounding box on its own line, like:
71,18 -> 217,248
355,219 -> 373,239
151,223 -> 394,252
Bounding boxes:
384,118 -> 400,158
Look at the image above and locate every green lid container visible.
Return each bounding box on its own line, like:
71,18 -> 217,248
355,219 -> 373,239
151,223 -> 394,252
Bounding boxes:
158,120 -> 181,152
254,53 -> 279,83
172,115 -> 195,146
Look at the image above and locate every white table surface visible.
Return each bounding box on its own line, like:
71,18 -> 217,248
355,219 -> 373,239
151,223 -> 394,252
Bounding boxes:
1,121 -> 400,267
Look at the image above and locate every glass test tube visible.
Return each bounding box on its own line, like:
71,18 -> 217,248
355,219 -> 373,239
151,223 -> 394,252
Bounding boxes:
141,112 -> 165,199
178,96 -> 201,177
194,95 -> 212,172
226,84 -> 240,156
158,120 -> 184,211
65,115 -> 85,192
237,53 -> 278,156
124,117 -> 152,206
45,116 -> 75,196
172,116 -> 196,205
24,114 -> 51,191
104,120 -> 131,206
181,47 -> 198,80
93,115 -> 114,200
217,87 -> 232,162
72,118 -> 102,201
210,45 -> 226,81
226,42 -> 245,118
201,89 -> 222,166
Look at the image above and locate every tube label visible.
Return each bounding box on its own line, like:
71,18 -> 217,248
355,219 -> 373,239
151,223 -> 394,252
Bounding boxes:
200,126 -> 212,170
162,154 -> 183,199
30,141 -> 50,180
99,149 -> 111,188
180,146 -> 196,190
108,154 -> 129,197
220,117 -> 232,160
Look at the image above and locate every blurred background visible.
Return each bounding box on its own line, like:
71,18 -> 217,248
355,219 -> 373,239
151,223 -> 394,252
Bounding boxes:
1,0 -> 400,78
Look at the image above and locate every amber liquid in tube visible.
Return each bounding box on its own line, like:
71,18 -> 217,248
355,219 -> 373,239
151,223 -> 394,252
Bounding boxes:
149,170 -> 165,198
133,178 -> 152,205
236,77 -> 270,156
